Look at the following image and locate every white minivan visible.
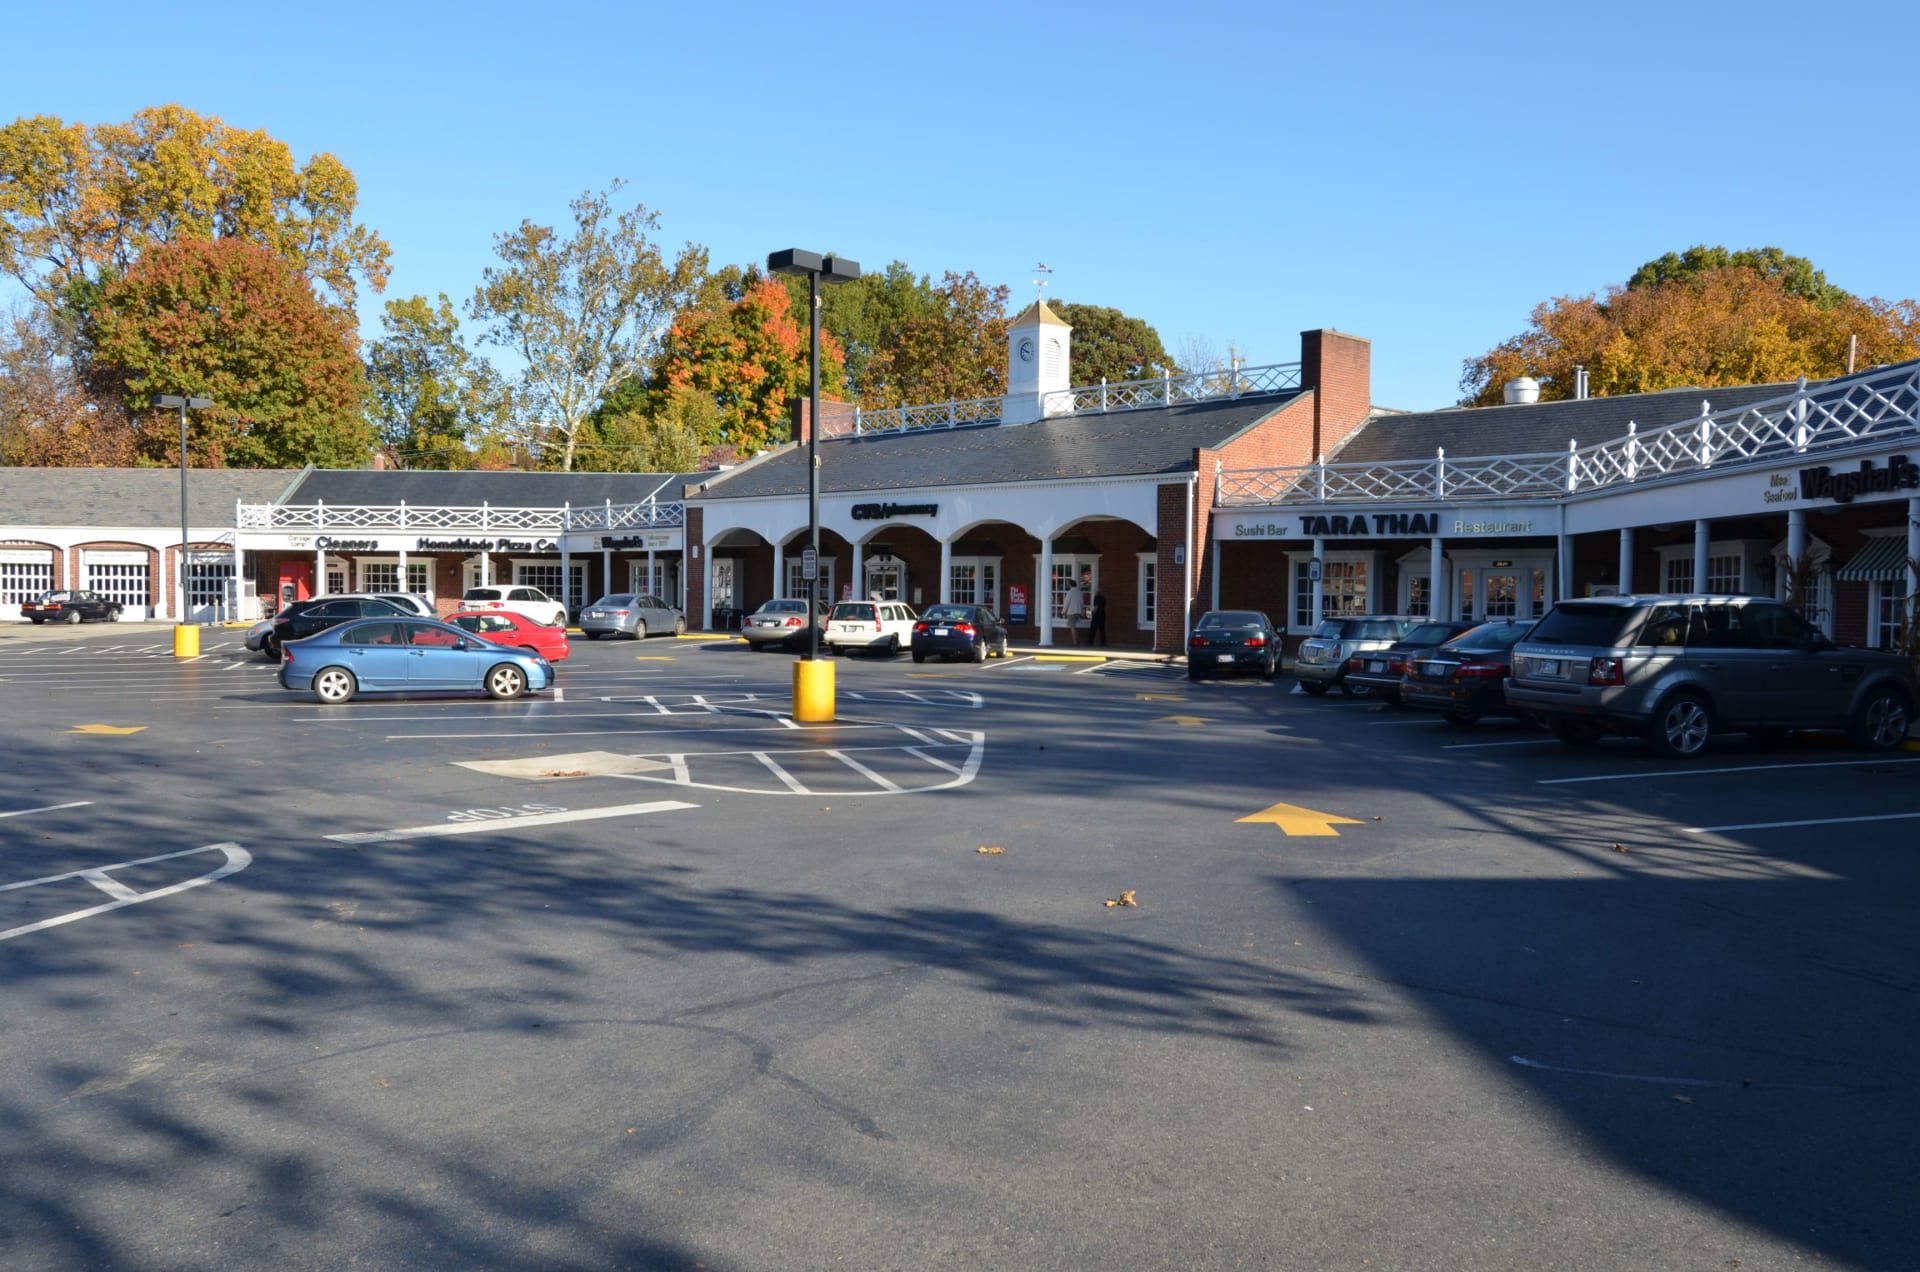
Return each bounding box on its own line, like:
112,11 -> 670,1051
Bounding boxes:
461,585 -> 567,628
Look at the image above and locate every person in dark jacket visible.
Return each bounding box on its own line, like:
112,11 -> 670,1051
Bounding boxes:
1086,590 -> 1108,646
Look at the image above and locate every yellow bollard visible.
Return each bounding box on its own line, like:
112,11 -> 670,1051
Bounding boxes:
792,657 -> 835,722
173,624 -> 200,657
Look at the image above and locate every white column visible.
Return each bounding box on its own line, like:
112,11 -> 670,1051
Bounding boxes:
1557,531 -> 1574,602
1693,519 -> 1711,594
938,538 -> 952,604
851,542 -> 864,601
1039,541 -> 1055,646
315,547 -> 326,595
1429,536 -> 1445,619
1907,497 -> 1920,620
703,549 -> 714,629
1786,508 -> 1807,577
231,539 -> 244,622
647,549 -> 656,598
480,550 -> 490,588
602,546 -> 612,596
772,542 -> 786,599
559,542 -> 572,617
1617,527 -> 1634,595
1310,536 -> 1326,627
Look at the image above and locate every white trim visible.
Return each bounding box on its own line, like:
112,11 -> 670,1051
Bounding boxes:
1136,551 -> 1157,629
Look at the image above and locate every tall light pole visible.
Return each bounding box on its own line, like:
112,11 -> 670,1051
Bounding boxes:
767,249 -> 860,718
157,394 -> 211,657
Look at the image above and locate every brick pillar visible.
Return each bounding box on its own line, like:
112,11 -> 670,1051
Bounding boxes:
1299,329 -> 1373,458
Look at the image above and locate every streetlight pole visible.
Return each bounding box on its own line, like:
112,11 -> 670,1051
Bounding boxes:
157,394 -> 211,657
767,249 -> 860,719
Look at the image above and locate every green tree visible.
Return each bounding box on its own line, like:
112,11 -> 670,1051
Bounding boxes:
1047,301 -> 1177,384
1460,248 -> 1920,406
0,104 -> 390,312
365,293 -> 514,468
470,182 -> 706,471
0,301 -> 138,465
863,270 -> 1009,407
576,387 -> 710,472
88,237 -> 372,467
775,259 -> 943,405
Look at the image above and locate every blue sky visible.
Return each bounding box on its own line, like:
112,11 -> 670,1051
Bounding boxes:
8,0 -> 1917,411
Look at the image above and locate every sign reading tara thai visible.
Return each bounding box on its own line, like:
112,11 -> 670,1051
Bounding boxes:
1798,454 -> 1919,504
1214,507 -> 1539,540
851,501 -> 938,520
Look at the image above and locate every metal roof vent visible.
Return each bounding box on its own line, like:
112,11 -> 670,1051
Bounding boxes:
1503,376 -> 1541,405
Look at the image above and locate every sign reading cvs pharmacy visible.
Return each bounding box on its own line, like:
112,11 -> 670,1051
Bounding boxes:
1213,507 -> 1539,540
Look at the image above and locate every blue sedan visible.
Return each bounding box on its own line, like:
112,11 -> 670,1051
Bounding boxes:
278,616 -> 554,704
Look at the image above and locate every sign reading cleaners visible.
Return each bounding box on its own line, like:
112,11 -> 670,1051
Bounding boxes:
1799,454 -> 1919,504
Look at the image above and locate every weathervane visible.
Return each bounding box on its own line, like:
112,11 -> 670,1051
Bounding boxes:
1032,262 -> 1052,306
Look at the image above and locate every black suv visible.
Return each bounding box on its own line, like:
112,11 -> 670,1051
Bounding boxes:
268,596 -> 411,658
1506,594 -> 1916,757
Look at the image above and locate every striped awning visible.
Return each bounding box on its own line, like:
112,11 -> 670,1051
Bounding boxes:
1835,537 -> 1914,582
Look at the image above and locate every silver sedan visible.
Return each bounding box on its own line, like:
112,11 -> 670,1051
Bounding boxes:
579,593 -> 687,640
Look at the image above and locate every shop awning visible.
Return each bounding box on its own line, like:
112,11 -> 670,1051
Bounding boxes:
1835,537 -> 1914,582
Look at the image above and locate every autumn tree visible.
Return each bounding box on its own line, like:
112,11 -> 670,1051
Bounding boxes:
858,270 -> 1009,408
1047,301 -> 1178,384
470,182 -> 706,471
0,104 -> 390,312
0,302 -> 138,465
87,237 -> 372,467
365,294 -> 514,468
576,387 -> 711,473
1460,247 -> 1920,406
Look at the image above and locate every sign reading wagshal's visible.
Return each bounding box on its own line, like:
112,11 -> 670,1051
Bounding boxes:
1213,508 -> 1539,540
1798,454 -> 1919,504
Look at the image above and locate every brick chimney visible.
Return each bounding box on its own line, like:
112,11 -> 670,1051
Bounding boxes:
1299,329 -> 1372,458
790,398 -> 856,444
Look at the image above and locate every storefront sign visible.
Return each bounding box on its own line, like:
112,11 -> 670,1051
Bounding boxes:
314,536 -> 379,551
1798,454 -> 1918,504
1763,471 -> 1800,505
601,532 -> 675,550
414,537 -> 557,552
1008,583 -> 1028,622
1217,508 -> 1539,540
851,501 -> 937,520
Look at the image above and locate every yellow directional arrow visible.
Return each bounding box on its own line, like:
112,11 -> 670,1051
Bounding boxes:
1137,693 -> 1186,701
1236,801 -> 1364,836
69,723 -> 147,735
1154,714 -> 1211,726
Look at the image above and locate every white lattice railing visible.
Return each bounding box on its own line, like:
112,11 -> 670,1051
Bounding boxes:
1218,361 -> 1920,507
235,499 -> 685,533
821,360 -> 1304,439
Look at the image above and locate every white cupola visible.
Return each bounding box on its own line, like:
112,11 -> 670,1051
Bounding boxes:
1001,300 -> 1072,424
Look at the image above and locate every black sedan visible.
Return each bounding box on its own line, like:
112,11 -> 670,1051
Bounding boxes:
1342,619 -> 1478,704
268,596 -> 411,658
910,604 -> 1010,663
1399,619 -> 1535,725
21,589 -> 122,624
1186,610 -> 1279,680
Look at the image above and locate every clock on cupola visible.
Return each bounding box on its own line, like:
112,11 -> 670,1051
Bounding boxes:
1002,299 -> 1072,424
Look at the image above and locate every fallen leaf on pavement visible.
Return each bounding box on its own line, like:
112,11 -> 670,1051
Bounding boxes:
976,845 -> 1005,854
1103,889 -> 1137,908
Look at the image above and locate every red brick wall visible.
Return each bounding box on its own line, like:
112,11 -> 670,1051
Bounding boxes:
1300,329 -> 1373,459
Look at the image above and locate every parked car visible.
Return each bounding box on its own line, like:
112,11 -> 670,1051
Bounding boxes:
911,603 -> 1011,663
245,617 -> 276,653
279,616 -> 553,704
825,599 -> 919,655
460,585 -> 568,628
1186,610 -> 1280,680
579,593 -> 686,640
1398,619 -> 1536,725
1293,615 -> 1418,696
741,598 -> 825,651
449,609 -> 572,661
255,593 -> 432,658
269,596 -> 412,658
20,589 -> 122,624
364,591 -> 437,618
1506,594 -> 1917,757
1343,619 -> 1479,705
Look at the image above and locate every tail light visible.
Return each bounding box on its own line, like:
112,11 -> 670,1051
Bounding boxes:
954,623 -> 976,636
1244,634 -> 1267,647
873,620 -> 882,632
1383,654 -> 1407,673
282,648 -> 293,664
1588,657 -> 1624,686
914,622 -> 929,633
1457,662 -> 1505,679
614,609 -> 630,617
784,616 -> 802,628
1346,655 -> 1365,671
1190,635 -> 1206,648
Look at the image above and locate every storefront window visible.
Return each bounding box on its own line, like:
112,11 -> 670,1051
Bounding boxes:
1137,555 -> 1156,627
1871,582 -> 1910,650
1,553 -> 54,603
1405,575 -> 1429,618
949,558 -> 998,609
85,557 -> 152,609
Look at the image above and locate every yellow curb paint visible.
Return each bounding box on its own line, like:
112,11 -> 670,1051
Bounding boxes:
632,655 -> 676,661
1236,801 -> 1365,837
69,724 -> 148,735
1153,715 -> 1211,726
1137,693 -> 1186,701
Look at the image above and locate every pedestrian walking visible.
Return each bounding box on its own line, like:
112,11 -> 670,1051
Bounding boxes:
1087,590 -> 1107,645
1061,579 -> 1083,645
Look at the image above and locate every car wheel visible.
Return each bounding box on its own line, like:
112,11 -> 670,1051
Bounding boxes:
1646,691 -> 1713,758
633,621 -> 647,640
886,635 -> 900,656
63,609 -> 81,625
674,616 -> 687,636
970,639 -> 987,664
1848,688 -> 1912,751
110,607 -> 123,622
1443,709 -> 1480,727
263,635 -> 281,662
1261,654 -> 1278,679
1338,678 -> 1370,698
1299,681 -> 1330,696
912,650 -> 926,664
313,666 -> 357,704
1549,718 -> 1601,746
996,635 -> 1010,657
486,664 -> 527,700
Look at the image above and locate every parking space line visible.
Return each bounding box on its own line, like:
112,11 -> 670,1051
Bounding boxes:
1539,756 -> 1920,785
906,747 -> 963,776
828,749 -> 904,791
1441,738 -> 1559,750
324,799 -> 697,843
752,752 -> 811,793
0,842 -> 252,942
0,800 -> 94,820
1682,811 -> 1920,834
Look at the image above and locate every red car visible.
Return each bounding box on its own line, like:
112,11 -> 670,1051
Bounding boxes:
447,609 -> 571,661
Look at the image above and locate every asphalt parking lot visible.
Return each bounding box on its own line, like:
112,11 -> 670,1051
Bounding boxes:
3,622 -> 1916,1270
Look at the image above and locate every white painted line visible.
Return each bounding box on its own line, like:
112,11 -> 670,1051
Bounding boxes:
0,842 -> 252,942
1538,756 -> 1920,785
828,749 -> 904,791
0,800 -> 94,820
906,747 -> 963,776
1682,811 -> 1920,835
669,753 -> 690,786
1441,738 -> 1560,750
1509,1055 -> 1722,1088
985,655 -> 1034,670
1368,718 -> 1448,726
324,799 -> 696,843
752,752 -> 811,794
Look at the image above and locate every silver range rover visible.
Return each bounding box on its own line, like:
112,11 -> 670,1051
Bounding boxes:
1506,594 -> 1916,758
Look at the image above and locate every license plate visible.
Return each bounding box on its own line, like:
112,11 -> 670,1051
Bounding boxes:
933,627 -> 950,635
1536,658 -> 1561,676
1366,660 -> 1385,672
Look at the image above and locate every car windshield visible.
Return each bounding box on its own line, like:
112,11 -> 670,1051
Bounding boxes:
1526,604 -> 1638,646
1198,612 -> 1264,629
594,595 -> 635,606
921,605 -> 971,622
462,588 -> 503,601
758,600 -> 809,615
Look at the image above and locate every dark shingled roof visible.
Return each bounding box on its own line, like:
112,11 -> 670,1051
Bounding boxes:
1328,380 -> 1817,466
697,392 -> 1307,499
0,467 -> 302,528
284,469 -> 695,507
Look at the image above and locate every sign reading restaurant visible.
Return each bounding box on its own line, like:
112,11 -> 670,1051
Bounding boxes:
1214,508 -> 1539,540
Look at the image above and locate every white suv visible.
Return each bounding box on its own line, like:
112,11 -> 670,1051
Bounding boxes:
461,585 -> 567,628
